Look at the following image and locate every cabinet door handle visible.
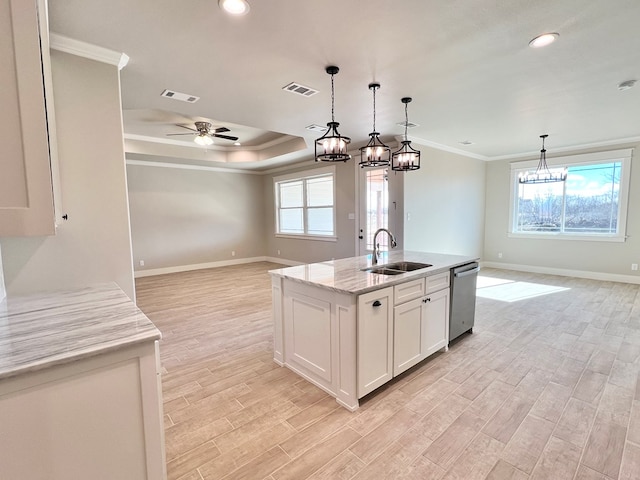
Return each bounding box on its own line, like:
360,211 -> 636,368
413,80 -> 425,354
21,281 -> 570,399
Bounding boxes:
423,297 -> 431,303
372,300 -> 382,307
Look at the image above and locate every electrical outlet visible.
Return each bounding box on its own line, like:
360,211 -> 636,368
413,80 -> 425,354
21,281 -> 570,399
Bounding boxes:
277,250 -> 281,256
139,260 -> 144,267
632,263 -> 638,271
231,251 -> 236,257
407,212 -> 411,221
498,252 -> 503,259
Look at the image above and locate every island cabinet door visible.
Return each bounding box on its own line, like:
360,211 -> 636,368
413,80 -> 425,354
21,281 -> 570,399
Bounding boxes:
357,287 -> 393,397
422,287 -> 450,357
393,297 -> 424,376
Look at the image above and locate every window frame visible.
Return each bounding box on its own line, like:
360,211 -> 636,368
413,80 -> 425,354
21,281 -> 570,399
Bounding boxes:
274,165 -> 337,241
508,149 -> 632,243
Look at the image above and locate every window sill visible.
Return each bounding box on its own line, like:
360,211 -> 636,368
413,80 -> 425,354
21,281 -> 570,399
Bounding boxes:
508,232 -> 626,243
275,234 -> 338,242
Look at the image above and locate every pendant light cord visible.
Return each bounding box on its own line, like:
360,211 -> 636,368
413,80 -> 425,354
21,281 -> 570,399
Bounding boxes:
331,73 -> 335,123
404,102 -> 409,140
372,86 -> 377,132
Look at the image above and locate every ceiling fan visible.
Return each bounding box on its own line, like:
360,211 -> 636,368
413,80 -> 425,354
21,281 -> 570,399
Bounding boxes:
166,121 -> 239,145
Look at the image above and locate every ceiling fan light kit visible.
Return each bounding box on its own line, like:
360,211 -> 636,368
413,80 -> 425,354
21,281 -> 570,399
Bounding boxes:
315,66 -> 352,162
359,83 -> 391,168
194,134 -> 214,146
518,134 -> 567,184
391,97 -> 421,171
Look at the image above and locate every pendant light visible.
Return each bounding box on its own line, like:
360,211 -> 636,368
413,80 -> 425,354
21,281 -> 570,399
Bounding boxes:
518,134 -> 567,184
359,83 -> 391,168
391,97 -> 421,171
315,66 -> 351,162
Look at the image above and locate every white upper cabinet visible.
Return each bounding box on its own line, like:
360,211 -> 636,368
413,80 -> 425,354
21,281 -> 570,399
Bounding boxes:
0,0 -> 57,236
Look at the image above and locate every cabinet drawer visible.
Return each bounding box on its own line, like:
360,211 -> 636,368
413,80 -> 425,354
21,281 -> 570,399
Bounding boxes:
425,272 -> 450,294
394,278 -> 425,305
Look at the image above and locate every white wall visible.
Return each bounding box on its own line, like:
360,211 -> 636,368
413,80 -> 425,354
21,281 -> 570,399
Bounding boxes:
0,51 -> 136,299
404,145 -> 486,258
484,143 -> 640,281
262,160 -> 357,264
126,161 -> 266,271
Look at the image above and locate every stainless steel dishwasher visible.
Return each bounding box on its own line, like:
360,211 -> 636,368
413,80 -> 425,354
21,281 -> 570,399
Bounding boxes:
449,262 -> 480,341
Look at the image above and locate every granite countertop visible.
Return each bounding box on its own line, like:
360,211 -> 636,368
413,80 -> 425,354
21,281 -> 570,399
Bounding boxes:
269,250 -> 479,295
0,283 -> 161,381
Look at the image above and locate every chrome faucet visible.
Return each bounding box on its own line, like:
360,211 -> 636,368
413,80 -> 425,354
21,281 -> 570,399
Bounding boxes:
372,228 -> 397,265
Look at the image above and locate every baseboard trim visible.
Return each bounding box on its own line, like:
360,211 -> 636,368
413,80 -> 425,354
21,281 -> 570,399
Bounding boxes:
264,256 -> 304,267
480,261 -> 640,285
134,256 -> 299,278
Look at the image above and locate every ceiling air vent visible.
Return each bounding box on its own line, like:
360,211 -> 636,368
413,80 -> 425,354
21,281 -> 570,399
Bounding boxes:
305,124 -> 327,132
161,89 -> 200,103
396,121 -> 419,128
282,82 -> 318,97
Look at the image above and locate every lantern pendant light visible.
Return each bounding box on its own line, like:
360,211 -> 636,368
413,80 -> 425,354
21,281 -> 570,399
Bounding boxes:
391,97 -> 421,171
315,66 -> 351,162
518,135 -> 567,184
359,83 -> 391,168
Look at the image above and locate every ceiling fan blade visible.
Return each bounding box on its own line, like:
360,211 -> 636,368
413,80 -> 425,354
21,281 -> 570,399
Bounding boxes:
212,134 -> 239,141
166,133 -> 196,136
213,127 -> 230,133
175,124 -> 198,132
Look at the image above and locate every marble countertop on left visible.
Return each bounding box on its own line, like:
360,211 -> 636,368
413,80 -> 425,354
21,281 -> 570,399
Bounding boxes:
0,283 -> 161,381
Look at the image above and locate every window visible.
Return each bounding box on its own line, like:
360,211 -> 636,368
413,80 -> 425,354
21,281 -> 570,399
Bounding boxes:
274,166 -> 336,239
509,149 -> 632,242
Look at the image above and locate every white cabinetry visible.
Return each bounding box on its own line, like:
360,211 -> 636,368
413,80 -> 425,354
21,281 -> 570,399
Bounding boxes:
273,267 -> 455,410
357,287 -> 393,397
278,278 -> 357,410
393,272 -> 450,377
0,342 -> 166,480
393,296 -> 424,375
0,0 -> 58,235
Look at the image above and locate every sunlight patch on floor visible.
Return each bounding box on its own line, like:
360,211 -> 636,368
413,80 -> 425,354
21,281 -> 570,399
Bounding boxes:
477,275 -> 570,302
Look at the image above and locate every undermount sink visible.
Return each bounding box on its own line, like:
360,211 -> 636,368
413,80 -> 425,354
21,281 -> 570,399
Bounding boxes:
363,261 -> 433,275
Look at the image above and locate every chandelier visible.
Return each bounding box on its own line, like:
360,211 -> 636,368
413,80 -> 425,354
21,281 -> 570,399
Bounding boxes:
391,97 -> 421,171
359,83 -> 391,167
315,66 -> 351,162
518,134 -> 567,184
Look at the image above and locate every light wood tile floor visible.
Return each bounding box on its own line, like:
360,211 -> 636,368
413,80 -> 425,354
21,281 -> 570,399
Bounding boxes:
135,263 -> 640,480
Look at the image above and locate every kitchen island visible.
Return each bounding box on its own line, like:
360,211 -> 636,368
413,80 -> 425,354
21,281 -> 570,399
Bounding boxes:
0,283 -> 166,480
270,251 -> 478,410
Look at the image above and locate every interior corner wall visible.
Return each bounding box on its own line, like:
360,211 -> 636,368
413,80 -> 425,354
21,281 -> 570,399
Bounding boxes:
483,144 -> 640,279
263,161 -> 357,264
0,50 -> 136,299
404,145 -> 486,258
126,162 -> 266,270
0,244 -> 5,301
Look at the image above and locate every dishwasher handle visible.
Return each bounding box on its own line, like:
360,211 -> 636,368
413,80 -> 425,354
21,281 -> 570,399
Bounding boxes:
454,266 -> 480,278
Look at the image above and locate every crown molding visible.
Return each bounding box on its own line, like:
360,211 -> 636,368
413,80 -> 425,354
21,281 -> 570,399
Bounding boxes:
49,33 -> 129,70
394,135 -> 488,161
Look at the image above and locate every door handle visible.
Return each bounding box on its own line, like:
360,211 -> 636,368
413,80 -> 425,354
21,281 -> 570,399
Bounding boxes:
372,300 -> 382,307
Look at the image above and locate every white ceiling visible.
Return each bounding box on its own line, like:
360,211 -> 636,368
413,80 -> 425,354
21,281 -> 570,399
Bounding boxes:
48,0 -> 640,170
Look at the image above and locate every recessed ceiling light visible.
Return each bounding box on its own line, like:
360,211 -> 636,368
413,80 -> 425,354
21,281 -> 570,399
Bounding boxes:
218,0 -> 250,16
234,141 -> 241,146
529,32 -> 559,48
459,140 -> 474,146
618,79 -> 637,91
